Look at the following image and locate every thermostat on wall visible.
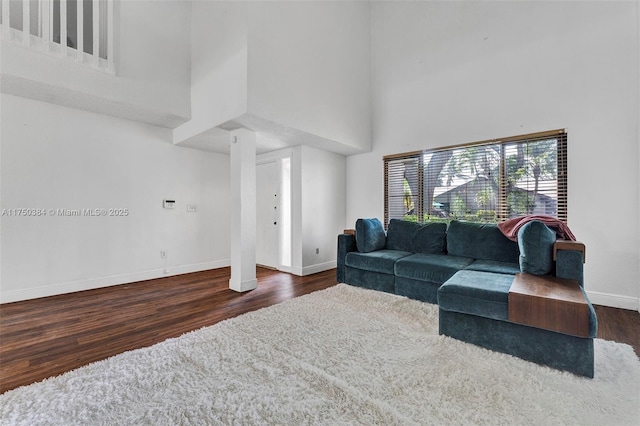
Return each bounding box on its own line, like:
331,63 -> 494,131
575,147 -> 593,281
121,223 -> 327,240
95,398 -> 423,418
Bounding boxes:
163,200 -> 176,209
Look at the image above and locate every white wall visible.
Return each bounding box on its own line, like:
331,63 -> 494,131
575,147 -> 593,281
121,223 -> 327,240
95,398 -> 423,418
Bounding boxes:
173,1 -> 248,145
247,1 -> 371,154
301,145 -> 346,275
0,0 -> 191,128
117,0 -> 191,115
0,95 -> 230,303
175,1 -> 372,156
257,145 -> 346,276
347,1 -> 640,309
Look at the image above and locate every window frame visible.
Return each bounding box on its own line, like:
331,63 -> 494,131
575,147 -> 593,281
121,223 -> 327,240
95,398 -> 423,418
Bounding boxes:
383,129 -> 568,228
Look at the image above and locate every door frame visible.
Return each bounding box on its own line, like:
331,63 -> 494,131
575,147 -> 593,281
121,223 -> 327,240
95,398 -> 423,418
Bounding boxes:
256,160 -> 279,270
256,152 -> 293,272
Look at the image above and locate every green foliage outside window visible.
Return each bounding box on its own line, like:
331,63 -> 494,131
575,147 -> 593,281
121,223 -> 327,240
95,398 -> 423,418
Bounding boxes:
384,131 -> 567,226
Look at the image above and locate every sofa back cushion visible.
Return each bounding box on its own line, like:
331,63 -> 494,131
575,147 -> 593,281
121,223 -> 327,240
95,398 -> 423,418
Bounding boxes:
385,219 -> 421,251
385,219 -> 447,254
355,218 -> 387,253
447,220 -> 519,263
517,220 -> 557,275
413,222 -> 447,254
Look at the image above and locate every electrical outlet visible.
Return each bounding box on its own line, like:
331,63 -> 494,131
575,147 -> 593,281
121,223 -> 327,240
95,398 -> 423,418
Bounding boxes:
316,248 -> 319,254
187,204 -> 197,212
160,250 -> 167,259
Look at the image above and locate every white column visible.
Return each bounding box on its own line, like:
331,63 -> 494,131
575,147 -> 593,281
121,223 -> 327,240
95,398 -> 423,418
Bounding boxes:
229,128 -> 258,292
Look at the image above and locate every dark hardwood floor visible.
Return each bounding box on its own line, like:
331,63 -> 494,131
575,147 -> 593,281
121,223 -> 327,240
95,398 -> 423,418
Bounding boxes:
0,267 -> 336,394
1,268 -> 638,394
593,304 -> 640,356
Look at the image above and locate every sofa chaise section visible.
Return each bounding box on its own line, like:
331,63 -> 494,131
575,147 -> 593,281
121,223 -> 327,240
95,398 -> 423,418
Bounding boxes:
438,221 -> 596,377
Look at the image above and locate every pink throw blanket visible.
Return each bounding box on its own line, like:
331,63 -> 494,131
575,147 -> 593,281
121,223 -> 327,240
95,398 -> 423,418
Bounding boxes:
498,215 -> 576,242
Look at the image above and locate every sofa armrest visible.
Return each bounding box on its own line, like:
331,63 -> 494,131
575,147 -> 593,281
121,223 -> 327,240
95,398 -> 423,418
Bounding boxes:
337,233 -> 357,283
552,241 -> 595,334
554,240 -> 586,287
553,240 -> 586,263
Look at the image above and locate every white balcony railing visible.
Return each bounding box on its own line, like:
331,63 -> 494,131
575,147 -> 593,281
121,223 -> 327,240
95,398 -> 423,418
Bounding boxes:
1,0 -> 114,73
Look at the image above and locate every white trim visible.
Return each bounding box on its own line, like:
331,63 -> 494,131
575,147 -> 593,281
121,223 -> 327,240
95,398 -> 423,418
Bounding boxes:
257,149 -> 295,271
229,278 -> 258,293
0,260 -> 230,304
255,160 -> 280,270
41,0 -> 51,43
302,260 -> 337,276
22,0 -> 30,46
107,0 -> 113,72
277,265 -> 300,276
60,0 -> 67,51
257,147 -> 295,164
278,157 -> 291,269
76,0 -> 83,61
586,290 -> 639,312
2,0 -> 10,38
92,0 -> 98,67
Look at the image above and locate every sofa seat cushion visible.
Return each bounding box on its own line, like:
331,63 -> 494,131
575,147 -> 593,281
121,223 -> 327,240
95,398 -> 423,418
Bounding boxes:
394,253 -> 474,285
465,260 -> 521,275
344,268 -> 395,294
345,249 -> 412,274
438,270 -> 514,321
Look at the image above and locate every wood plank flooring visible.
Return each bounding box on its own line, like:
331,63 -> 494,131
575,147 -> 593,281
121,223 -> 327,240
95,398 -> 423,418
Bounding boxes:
1,268 -> 638,394
593,304 -> 640,356
0,267 -> 336,394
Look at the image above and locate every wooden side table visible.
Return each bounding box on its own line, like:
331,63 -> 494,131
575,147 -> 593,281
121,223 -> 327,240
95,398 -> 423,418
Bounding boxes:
508,273 -> 590,338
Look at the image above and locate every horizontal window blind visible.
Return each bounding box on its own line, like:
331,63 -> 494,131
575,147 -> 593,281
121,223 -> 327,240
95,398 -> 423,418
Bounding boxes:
383,130 -> 568,228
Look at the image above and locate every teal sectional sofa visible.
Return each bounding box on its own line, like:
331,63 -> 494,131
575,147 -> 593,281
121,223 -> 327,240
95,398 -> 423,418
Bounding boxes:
336,218 -> 597,377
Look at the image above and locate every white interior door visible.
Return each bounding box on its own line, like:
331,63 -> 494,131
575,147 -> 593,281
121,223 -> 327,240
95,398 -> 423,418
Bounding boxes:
256,161 -> 279,269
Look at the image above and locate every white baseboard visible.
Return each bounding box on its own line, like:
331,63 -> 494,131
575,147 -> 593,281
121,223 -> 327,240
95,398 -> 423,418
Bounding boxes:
229,277 -> 258,292
278,261 -> 336,277
0,259 -> 230,304
277,265 -> 301,276
302,261 -> 337,276
586,290 -> 639,312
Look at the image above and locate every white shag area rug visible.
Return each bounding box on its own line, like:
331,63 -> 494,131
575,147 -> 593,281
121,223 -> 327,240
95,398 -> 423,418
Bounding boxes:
1,284 -> 639,425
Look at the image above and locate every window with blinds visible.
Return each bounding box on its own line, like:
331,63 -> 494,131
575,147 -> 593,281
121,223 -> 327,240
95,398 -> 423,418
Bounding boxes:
384,129 -> 567,228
